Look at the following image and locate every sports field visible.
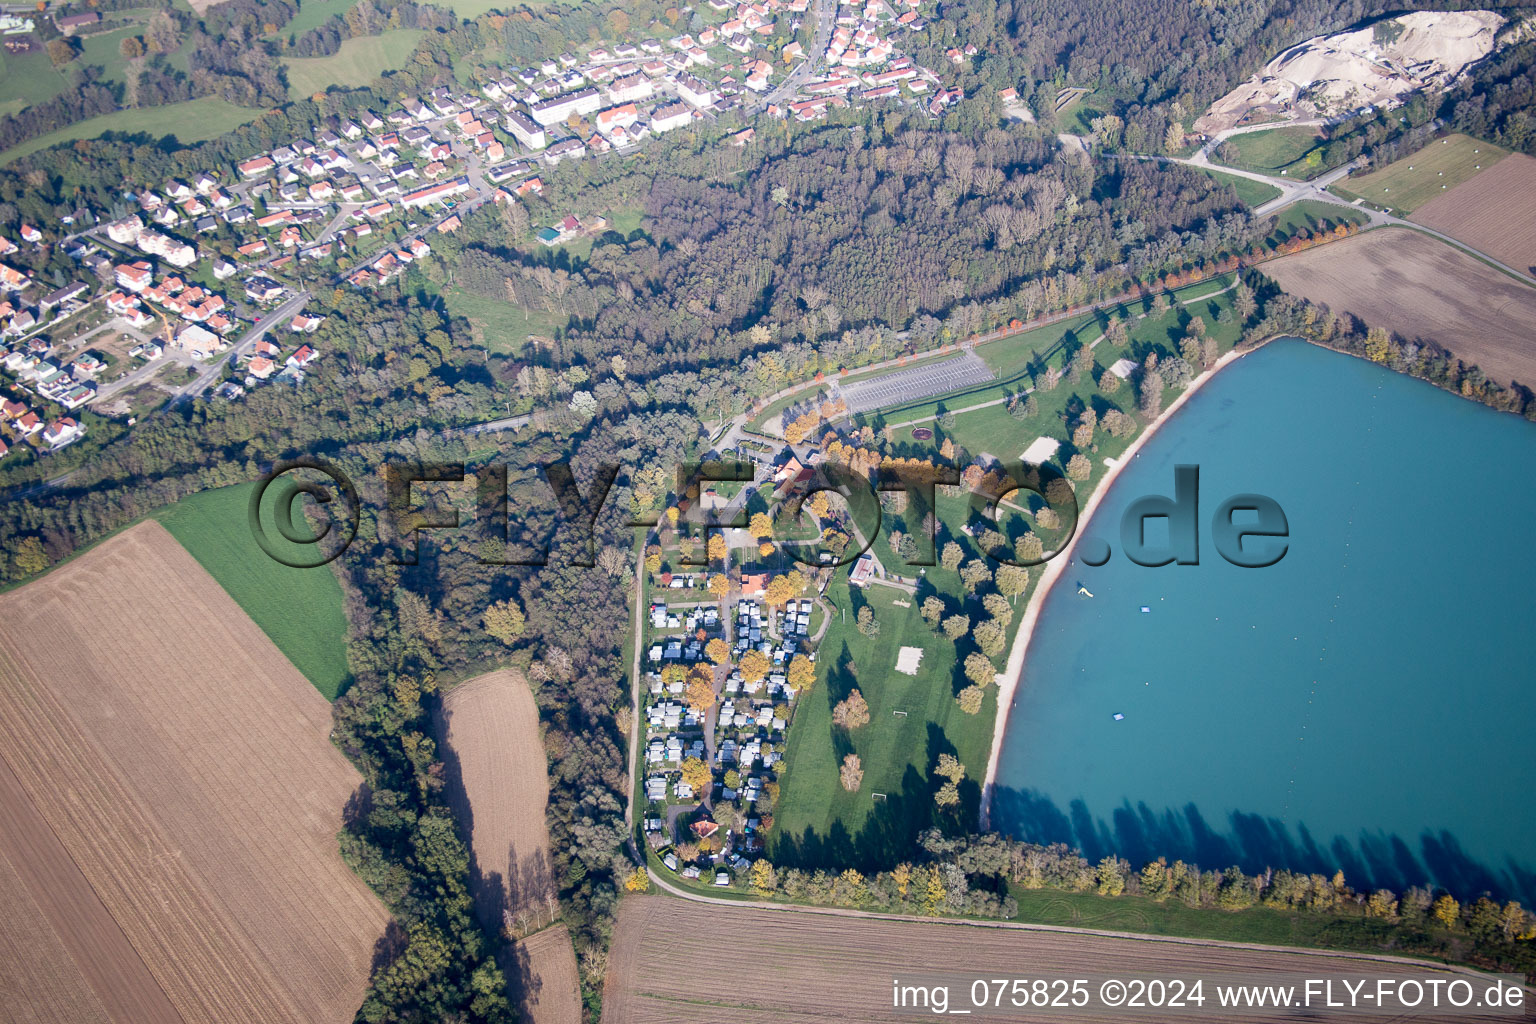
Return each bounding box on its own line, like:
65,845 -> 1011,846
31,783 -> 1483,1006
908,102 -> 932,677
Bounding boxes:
283,30 -> 425,98
772,580 -> 994,869
0,522 -> 389,1024
1334,133 -> 1507,213
156,482 -> 352,698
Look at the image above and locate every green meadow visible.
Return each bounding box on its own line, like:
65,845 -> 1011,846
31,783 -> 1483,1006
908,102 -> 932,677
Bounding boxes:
156,483 -> 352,699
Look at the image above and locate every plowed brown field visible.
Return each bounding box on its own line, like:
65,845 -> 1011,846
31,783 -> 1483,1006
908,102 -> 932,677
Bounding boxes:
440,669 -> 579,1024
603,896 -> 1479,1023
513,924 -> 583,1024
1411,153 -> 1536,274
0,521 -> 390,1024
1263,227 -> 1536,388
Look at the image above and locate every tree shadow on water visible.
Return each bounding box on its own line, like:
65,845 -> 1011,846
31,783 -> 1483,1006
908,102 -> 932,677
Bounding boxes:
990,786 -> 1536,904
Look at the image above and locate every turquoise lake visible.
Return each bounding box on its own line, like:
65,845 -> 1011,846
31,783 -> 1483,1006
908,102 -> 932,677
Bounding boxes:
992,339 -> 1536,902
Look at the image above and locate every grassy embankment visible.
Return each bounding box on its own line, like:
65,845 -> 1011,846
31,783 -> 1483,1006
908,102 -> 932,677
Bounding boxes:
0,98 -> 262,166
1197,167 -> 1282,207
1213,126 -> 1329,178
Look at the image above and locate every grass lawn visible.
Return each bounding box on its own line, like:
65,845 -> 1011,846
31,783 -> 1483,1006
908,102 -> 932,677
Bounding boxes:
282,29 -> 425,98
1332,133 -> 1508,214
1264,200 -> 1368,245
77,25 -> 142,81
1197,167 -> 1282,208
274,0 -> 350,40
1055,88 -> 1110,134
1008,888 -> 1450,956
772,578 -> 995,871
874,276 -> 1242,426
442,285 -> 569,354
155,482 -> 352,699
0,46 -> 71,116
0,97 -> 263,166
1213,126 -> 1328,177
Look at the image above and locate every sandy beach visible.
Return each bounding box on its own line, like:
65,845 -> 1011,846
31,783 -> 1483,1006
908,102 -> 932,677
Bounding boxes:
978,346 -> 1248,829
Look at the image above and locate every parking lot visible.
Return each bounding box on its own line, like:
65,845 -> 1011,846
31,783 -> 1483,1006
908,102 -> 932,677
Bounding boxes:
833,351 -> 995,414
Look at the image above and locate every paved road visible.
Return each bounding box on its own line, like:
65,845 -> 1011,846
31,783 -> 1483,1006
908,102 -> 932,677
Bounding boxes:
758,0 -> 836,109
453,413 -> 532,436
1120,148 -> 1536,287
171,289 -> 315,404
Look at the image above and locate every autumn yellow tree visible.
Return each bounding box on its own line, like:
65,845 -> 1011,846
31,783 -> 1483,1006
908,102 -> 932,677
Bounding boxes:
706,638 -> 731,664
750,859 -> 777,896
831,689 -> 870,729
706,533 -> 727,562
738,648 -> 769,684
956,685 -> 984,714
680,757 -> 712,794
749,511 -> 773,538
707,573 -> 730,598
623,866 -> 650,892
684,670 -> 716,713
482,599 -> 526,645
787,654 -> 815,692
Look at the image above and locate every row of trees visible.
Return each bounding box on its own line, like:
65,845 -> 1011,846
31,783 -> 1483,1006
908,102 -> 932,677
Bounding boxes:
737,829 -> 1536,977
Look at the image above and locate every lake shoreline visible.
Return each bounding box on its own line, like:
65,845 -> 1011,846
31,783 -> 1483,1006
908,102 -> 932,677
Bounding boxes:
978,344 -> 1253,829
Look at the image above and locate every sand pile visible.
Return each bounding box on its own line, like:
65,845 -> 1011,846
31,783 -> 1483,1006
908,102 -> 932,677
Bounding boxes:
1197,10 -> 1504,134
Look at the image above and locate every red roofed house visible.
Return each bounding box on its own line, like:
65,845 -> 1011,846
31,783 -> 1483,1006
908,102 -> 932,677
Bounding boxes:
238,155 -> 276,178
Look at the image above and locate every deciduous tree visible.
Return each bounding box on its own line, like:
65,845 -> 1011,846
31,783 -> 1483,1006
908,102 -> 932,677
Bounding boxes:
839,753 -> 863,791
831,689 -> 870,729
482,599 -> 526,645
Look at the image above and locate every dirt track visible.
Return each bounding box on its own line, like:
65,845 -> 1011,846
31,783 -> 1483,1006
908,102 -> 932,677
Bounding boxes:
0,522 -> 389,1024
603,896 -> 1478,1023
439,668 -> 581,1024
1412,154 -> 1536,276
1263,227 -> 1536,388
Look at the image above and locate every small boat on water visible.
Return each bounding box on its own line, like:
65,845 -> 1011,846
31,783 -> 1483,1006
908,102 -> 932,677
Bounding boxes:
1076,582 -> 1093,597
1112,712 -> 1125,721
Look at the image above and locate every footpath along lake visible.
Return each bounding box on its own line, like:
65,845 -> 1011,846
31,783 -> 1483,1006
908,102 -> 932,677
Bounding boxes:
992,339 -> 1536,902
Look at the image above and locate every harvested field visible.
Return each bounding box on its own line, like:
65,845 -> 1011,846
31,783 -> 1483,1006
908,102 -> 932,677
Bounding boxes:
439,669 -> 555,930
439,669 -> 579,1023
0,521 -> 390,1024
603,896 -> 1476,1023
1262,227 -> 1536,388
511,925 -> 583,1024
1412,153 -> 1536,274
1337,133 -> 1508,213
